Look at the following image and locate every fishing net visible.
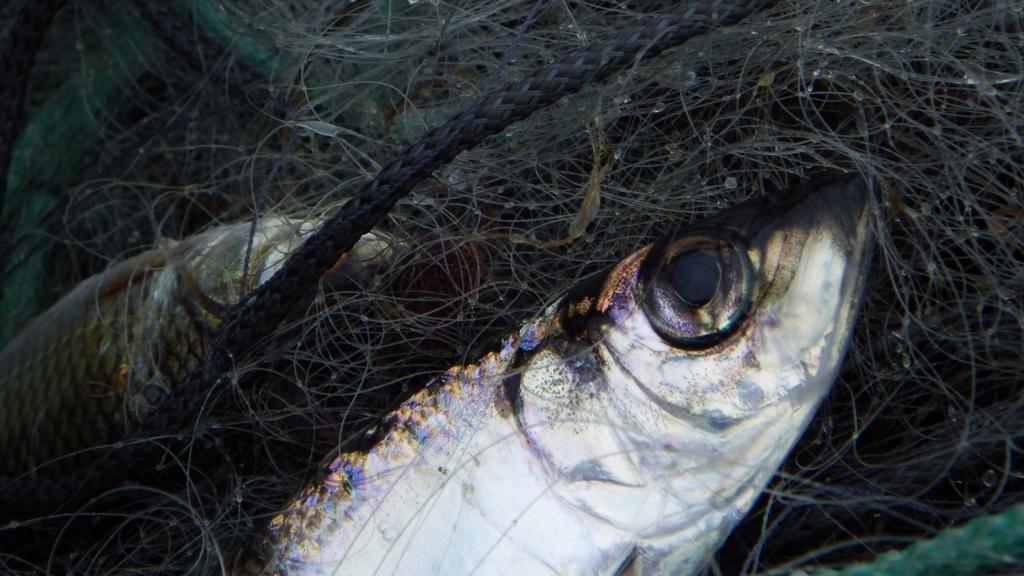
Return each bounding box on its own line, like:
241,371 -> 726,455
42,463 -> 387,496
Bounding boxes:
0,0 -> 1021,574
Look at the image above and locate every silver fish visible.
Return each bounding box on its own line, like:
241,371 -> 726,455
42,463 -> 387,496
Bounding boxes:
245,174 -> 873,576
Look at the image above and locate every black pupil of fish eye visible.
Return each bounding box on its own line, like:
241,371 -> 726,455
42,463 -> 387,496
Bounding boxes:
669,250 -> 720,307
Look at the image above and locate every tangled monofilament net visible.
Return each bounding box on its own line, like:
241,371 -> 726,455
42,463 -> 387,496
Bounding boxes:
0,0 -> 1021,574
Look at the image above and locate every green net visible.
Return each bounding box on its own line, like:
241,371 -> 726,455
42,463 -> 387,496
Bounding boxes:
1,3 -> 161,345
807,504 -> 1024,576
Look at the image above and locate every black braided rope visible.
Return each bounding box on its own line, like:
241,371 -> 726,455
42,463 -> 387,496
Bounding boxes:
0,0 -> 775,520
0,0 -> 67,220
212,0 -> 775,372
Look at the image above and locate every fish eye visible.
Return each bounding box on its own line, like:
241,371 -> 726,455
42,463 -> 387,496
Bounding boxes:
638,233 -> 752,348
669,250 -> 720,306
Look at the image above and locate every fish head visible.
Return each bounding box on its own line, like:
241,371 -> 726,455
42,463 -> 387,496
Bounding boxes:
604,173 -> 873,433
523,174 -> 873,572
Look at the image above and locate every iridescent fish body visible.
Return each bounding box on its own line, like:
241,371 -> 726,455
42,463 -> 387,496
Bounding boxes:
251,175 -> 873,576
0,218 -> 395,478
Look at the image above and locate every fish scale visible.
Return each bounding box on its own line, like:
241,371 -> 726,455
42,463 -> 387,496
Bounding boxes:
0,218 -> 396,481
0,250 -> 176,478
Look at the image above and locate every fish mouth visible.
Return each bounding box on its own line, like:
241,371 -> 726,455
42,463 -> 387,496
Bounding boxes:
757,173 -> 873,255
702,172 -> 873,262
741,173 -> 875,404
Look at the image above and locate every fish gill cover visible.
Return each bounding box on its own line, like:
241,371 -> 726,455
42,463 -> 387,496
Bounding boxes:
0,0 -> 1020,574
